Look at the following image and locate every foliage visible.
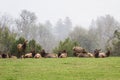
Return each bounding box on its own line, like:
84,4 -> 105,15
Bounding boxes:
69,27 -> 95,51
89,15 -> 119,50
10,37 -> 25,56
54,17 -> 72,40
0,27 -> 16,54
26,39 -> 42,53
10,37 -> 42,57
16,10 -> 56,52
16,10 -> 37,39
108,30 -> 120,56
53,38 -> 79,56
1,11 -> 120,56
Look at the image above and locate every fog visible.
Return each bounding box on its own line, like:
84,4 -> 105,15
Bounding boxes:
0,0 -> 120,28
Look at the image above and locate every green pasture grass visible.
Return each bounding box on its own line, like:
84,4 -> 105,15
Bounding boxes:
0,57 -> 120,80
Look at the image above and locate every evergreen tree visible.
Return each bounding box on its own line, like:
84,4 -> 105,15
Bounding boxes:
109,30 -> 120,56
10,37 -> 42,57
0,27 -> 16,54
53,38 -> 79,56
27,39 -> 42,53
10,37 -> 25,57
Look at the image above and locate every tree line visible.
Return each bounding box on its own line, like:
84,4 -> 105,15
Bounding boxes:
0,10 -> 120,56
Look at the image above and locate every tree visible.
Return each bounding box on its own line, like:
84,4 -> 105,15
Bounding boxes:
26,39 -> 42,53
10,37 -> 25,57
69,26 -> 93,51
53,38 -> 79,56
0,14 -> 14,29
107,30 -> 120,56
44,20 -> 53,31
54,17 -> 72,40
16,10 -> 37,39
36,24 -> 56,52
10,37 -> 42,57
54,19 -> 65,40
89,15 -> 120,51
64,17 -> 72,35
0,27 -> 16,54
88,20 -> 100,50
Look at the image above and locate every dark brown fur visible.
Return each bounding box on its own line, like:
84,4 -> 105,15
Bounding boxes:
106,50 -> 111,57
94,49 -> 100,58
30,48 -> 36,58
94,49 -> 111,58
58,50 -> 67,58
1,53 -> 8,58
40,49 -> 57,58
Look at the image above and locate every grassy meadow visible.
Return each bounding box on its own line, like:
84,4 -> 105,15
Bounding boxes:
0,57 -> 120,80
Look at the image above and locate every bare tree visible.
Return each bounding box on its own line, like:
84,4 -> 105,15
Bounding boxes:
89,15 -> 120,50
15,10 -> 37,39
54,17 -> 72,40
69,26 -> 94,51
36,24 -> 56,52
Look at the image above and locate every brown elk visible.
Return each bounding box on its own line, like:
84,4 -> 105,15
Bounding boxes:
17,40 -> 28,58
73,46 -> 84,53
34,53 -> 41,58
58,50 -> 67,58
1,53 -> 8,58
87,53 -> 94,57
94,49 -> 111,58
73,46 -> 91,58
24,53 -> 33,58
10,55 -> 17,59
40,49 -> 57,58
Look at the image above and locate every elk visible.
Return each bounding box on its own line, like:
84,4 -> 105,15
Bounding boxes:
17,40 -> 28,58
58,50 -> 67,58
94,49 -> 111,58
34,53 -> 41,58
24,53 -> 33,58
40,49 -> 57,58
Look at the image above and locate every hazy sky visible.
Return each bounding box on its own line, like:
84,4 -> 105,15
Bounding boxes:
0,0 -> 120,28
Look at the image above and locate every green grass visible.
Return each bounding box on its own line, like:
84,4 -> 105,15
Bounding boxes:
0,57 -> 120,80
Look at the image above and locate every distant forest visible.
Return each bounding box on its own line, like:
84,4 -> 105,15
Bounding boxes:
0,10 -> 120,56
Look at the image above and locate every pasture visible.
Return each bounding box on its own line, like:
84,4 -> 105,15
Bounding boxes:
0,57 -> 120,80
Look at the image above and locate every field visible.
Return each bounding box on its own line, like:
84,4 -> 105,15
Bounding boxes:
0,57 -> 120,80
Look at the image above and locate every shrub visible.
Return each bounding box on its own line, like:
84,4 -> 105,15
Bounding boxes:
53,38 -> 79,56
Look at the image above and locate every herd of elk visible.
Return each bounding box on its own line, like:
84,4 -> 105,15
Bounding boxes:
0,40 -> 111,59
73,46 -> 110,58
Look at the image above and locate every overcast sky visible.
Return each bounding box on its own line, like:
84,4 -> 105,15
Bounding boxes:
0,0 -> 120,28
